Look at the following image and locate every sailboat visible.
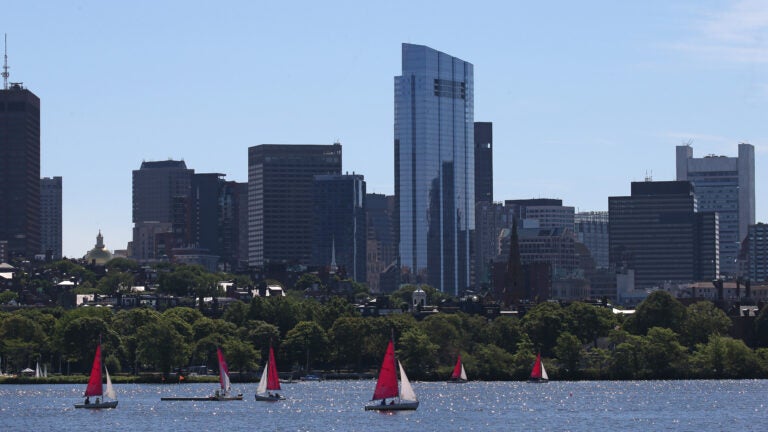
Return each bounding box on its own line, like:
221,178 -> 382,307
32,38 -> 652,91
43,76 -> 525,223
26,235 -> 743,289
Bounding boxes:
35,361 -> 41,378
364,339 -> 419,411
255,345 -> 285,401
448,354 -> 467,383
211,347 -> 243,400
161,347 -> 243,401
74,343 -> 118,409
528,352 -> 549,383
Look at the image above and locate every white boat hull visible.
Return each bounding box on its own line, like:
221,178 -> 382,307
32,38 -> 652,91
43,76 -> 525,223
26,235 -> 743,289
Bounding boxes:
365,401 -> 419,411
255,393 -> 285,402
74,400 -> 118,409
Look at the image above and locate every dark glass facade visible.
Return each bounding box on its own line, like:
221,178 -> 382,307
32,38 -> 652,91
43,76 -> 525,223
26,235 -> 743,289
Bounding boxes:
609,181 -> 719,288
474,122 -> 493,204
312,174 -> 367,283
247,144 -> 342,267
131,160 -> 193,260
395,43 -> 474,295
40,176 -> 62,259
0,85 -> 40,259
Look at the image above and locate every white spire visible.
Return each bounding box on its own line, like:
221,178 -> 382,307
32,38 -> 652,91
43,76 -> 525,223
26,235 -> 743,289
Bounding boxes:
2,34 -> 9,90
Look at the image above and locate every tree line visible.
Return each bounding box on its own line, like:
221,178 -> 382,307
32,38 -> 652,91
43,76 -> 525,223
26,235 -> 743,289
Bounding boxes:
3,286 -> 768,380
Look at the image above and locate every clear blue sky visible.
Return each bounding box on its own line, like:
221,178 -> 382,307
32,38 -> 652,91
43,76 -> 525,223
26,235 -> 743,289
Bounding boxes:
3,0 -> 766,258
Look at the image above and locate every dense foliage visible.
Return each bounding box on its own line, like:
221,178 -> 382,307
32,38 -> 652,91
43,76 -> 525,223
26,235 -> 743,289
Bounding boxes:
2,261 -> 768,380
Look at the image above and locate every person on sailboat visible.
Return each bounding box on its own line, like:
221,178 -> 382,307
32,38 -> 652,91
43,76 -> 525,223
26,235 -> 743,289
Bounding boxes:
95,398 -> 100,404
84,396 -> 90,405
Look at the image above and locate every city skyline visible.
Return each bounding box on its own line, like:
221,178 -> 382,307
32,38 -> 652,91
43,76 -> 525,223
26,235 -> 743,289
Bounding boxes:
2,1 -> 767,258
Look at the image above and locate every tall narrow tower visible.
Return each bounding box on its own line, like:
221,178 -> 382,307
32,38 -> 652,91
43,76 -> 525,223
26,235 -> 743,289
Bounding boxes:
395,43 -> 475,295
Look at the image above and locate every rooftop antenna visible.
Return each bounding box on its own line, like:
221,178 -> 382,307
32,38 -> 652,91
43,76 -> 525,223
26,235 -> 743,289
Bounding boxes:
2,34 -> 9,90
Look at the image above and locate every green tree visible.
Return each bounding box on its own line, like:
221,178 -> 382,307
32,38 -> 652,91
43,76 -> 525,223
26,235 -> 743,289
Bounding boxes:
96,270 -> 134,295
472,343 -> 516,380
626,291 -> 686,335
480,316 -> 523,354
691,335 -> 764,378
521,302 -> 566,356
329,316 -> 367,371
554,332 -> 583,377
418,314 -> 462,364
564,302 -> 617,346
0,314 -> 48,371
136,317 -> 191,374
643,327 -> 688,378
283,321 -> 329,371
222,339 -> 259,373
397,327 -> 439,379
680,301 -> 732,347
56,316 -> 111,372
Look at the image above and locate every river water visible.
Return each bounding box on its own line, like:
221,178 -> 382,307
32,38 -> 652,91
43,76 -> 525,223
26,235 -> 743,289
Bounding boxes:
0,380 -> 765,431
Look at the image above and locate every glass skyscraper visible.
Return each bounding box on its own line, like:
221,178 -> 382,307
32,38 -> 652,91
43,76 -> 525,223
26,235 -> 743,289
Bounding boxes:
395,43 -> 474,295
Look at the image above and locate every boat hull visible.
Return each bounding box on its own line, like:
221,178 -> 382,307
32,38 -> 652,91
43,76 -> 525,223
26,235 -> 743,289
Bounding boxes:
74,401 -> 118,409
527,378 -> 549,383
255,394 -> 286,402
161,394 -> 243,401
365,401 -> 419,411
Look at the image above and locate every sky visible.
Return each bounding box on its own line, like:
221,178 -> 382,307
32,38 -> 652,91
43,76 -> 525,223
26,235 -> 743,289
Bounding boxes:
2,0 -> 767,258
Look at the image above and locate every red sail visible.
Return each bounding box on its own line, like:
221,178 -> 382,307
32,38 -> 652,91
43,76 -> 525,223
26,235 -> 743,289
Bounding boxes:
530,353 -> 543,379
371,340 -> 398,400
217,347 -> 230,390
266,346 -> 281,391
451,354 -> 463,379
84,344 -> 103,397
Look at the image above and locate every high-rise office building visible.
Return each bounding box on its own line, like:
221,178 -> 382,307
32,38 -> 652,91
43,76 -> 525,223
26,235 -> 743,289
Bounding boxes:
247,144 -> 342,267
366,193 -> 397,293
575,211 -> 609,269
609,181 -> 719,289
506,199 -> 575,232
744,223 -> 768,283
131,160 -> 193,261
40,176 -> 62,259
312,174 -> 367,283
395,43 -> 474,295
676,143 -> 755,278
474,122 -> 493,204
0,83 -> 40,259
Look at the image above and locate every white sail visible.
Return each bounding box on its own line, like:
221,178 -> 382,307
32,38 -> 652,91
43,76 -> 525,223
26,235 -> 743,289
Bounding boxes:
540,362 -> 549,380
105,366 -> 117,400
35,362 -> 41,378
398,361 -> 417,402
255,363 -> 269,395
43,364 -> 48,378
460,364 -> 467,381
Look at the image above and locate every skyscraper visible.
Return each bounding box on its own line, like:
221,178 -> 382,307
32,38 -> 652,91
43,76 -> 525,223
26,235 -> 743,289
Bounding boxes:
474,122 -> 493,204
247,144 -> 342,268
131,160 -> 193,261
312,174 -> 367,283
0,83 -> 40,259
395,43 -> 474,295
40,176 -> 62,260
676,143 -> 755,278
609,181 -> 719,289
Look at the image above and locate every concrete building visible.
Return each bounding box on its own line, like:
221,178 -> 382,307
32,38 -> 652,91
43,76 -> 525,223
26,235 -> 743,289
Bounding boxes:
609,180 -> 719,289
312,174 -> 367,283
395,43 -> 475,295
247,144 -> 342,267
505,199 -> 574,232
0,83 -> 40,259
474,201 -> 509,287
40,176 -> 62,260
676,143 -> 755,278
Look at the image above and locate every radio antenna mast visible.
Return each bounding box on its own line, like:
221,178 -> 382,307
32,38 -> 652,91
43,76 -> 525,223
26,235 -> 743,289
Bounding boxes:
2,34 -> 8,90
